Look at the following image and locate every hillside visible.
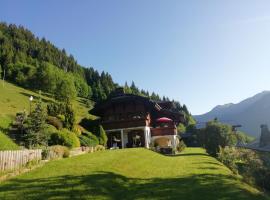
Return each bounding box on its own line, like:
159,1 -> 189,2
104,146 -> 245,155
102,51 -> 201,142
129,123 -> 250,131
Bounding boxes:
0,22 -> 190,116
194,91 -> 270,137
0,79 -> 92,126
0,148 -> 268,200
0,131 -> 19,151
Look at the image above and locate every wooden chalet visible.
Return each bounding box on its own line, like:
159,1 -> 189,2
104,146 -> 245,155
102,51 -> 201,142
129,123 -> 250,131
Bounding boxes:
90,88 -> 185,150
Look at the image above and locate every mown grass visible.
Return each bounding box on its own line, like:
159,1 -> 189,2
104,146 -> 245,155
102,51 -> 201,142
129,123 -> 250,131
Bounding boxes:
0,148 -> 268,200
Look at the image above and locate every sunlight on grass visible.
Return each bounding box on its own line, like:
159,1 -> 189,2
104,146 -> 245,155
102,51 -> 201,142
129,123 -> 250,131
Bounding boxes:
0,148 -> 268,200
0,80 -> 91,122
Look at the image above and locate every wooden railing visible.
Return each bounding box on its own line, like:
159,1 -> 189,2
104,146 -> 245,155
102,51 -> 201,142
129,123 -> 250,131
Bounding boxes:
102,118 -> 146,130
0,149 -> 42,171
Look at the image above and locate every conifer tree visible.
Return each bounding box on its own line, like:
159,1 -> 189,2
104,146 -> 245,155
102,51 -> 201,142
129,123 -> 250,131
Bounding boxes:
24,95 -> 48,147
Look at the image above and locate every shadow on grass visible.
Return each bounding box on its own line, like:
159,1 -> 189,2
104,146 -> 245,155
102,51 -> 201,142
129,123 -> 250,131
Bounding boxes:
0,172 -> 268,200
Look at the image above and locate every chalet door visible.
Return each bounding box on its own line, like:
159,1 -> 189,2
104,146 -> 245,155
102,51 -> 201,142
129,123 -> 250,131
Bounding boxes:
127,130 -> 145,148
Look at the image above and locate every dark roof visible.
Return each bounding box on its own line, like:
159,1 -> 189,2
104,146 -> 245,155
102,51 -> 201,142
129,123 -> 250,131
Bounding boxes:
154,101 -> 174,110
90,89 -> 184,123
90,92 -> 161,116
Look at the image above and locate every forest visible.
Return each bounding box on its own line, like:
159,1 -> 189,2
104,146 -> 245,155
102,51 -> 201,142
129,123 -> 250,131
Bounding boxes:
0,22 -> 193,123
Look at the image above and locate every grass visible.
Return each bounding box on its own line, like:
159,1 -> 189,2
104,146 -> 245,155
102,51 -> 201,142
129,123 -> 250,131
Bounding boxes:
0,131 -> 19,150
0,80 -> 92,122
0,148 -> 268,200
0,114 -> 19,150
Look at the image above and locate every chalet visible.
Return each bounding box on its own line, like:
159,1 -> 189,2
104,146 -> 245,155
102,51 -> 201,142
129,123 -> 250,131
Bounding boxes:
90,88 -> 185,150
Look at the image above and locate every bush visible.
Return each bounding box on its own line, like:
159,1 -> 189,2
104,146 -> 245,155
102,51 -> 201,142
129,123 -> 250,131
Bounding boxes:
202,121 -> 235,156
48,145 -> 70,159
95,145 -> 105,151
73,124 -> 84,136
98,125 -> 108,146
177,139 -> 186,152
47,116 -> 63,130
217,146 -> 241,174
79,118 -> 108,146
49,129 -> 80,148
47,102 -> 76,130
218,146 -> 270,191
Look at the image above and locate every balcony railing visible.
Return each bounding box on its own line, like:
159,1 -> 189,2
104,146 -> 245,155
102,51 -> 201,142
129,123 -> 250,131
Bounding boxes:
151,127 -> 177,136
102,118 -> 146,130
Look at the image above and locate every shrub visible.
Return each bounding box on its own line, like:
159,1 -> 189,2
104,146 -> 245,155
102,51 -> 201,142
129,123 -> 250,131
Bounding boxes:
95,145 -> 105,151
73,124 -> 84,136
47,102 -> 76,130
49,129 -> 80,148
43,124 -> 58,136
41,148 -> 50,160
177,139 -> 186,152
218,146 -> 270,191
48,145 -> 70,159
98,125 -> 108,146
79,118 -> 108,146
203,121 -> 235,156
217,146 -> 240,174
47,116 -> 63,130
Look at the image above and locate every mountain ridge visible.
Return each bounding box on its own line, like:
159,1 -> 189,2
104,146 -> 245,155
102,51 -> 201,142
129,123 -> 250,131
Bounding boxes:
194,91 -> 270,137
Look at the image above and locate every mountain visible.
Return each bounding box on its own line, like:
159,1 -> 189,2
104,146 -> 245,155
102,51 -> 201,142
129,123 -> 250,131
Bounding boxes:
194,91 -> 270,137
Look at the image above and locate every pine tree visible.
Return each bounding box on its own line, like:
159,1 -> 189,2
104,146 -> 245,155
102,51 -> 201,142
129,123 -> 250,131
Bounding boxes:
24,96 -> 48,147
130,81 -> 139,95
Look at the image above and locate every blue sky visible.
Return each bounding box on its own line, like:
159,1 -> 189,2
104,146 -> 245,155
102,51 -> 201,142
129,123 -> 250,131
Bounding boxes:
1,0 -> 270,115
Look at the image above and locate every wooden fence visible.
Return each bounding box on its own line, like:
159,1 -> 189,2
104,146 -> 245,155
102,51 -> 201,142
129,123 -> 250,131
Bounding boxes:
0,149 -> 42,171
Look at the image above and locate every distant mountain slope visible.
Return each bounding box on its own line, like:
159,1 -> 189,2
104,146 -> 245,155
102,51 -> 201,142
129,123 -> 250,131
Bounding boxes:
194,91 -> 270,137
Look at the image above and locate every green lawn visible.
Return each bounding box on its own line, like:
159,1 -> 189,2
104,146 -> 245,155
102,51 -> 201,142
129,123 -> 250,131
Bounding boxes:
0,148 -> 268,200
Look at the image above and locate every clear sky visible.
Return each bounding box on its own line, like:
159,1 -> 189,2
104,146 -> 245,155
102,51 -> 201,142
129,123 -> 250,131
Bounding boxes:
1,0 -> 270,115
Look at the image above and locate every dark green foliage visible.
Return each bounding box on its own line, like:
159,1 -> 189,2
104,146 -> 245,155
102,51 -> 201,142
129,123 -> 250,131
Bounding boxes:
49,129 -> 80,148
79,131 -> 99,147
47,101 -> 76,130
177,123 -> 186,134
55,77 -> 77,101
218,147 -> 270,191
177,139 -> 186,152
201,121 -> 235,156
79,118 -> 107,146
46,116 -> 63,130
24,97 -> 48,147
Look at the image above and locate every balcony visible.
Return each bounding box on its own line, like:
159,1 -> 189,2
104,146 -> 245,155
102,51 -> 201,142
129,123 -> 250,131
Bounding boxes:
151,126 -> 177,136
102,118 -> 147,130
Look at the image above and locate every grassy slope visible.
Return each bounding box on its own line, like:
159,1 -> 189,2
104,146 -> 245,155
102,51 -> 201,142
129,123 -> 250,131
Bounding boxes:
0,80 -> 93,149
0,131 -> 19,150
0,106 -> 19,150
0,148 -> 268,200
0,80 -> 91,121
